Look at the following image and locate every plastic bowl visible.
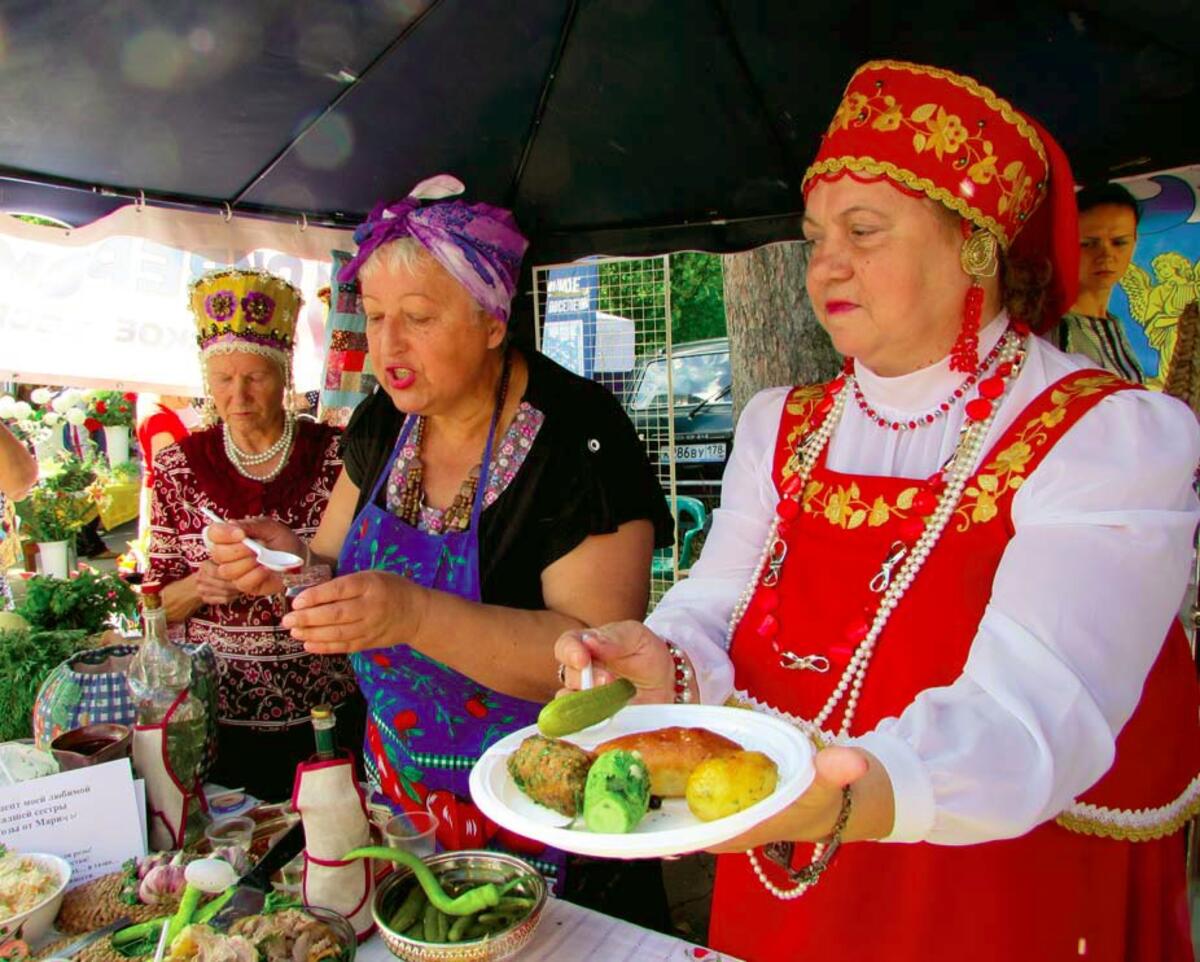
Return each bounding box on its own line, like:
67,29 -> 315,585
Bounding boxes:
0,853 -> 72,943
372,851 -> 546,962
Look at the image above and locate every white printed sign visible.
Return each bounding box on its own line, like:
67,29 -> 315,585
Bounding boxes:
0,759 -> 146,887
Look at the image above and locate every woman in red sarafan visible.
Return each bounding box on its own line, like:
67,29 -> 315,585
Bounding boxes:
555,60 -> 1200,961
148,268 -> 361,800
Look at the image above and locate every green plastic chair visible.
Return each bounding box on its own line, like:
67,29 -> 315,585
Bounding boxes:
652,495 -> 708,578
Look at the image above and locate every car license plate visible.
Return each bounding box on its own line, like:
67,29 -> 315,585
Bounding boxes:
662,442 -> 726,463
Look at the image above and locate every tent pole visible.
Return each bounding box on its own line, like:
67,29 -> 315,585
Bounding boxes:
507,0 -> 581,209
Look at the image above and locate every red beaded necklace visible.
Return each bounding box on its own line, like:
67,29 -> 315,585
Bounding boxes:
851,332 -> 1009,432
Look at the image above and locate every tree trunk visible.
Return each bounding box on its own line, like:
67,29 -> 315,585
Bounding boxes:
722,242 -> 840,420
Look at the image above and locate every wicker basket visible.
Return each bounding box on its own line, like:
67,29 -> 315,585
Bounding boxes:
54,870 -> 181,934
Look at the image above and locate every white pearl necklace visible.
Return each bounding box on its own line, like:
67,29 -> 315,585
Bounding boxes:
734,331 -> 1027,900
223,417 -> 295,482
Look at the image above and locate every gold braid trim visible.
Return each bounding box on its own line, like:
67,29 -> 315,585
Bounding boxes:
1055,774 -> 1200,842
804,59 -> 1051,248
805,156 -> 1012,247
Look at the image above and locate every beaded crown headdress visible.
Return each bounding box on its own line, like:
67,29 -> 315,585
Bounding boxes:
189,268 -> 303,359
187,268 -> 304,424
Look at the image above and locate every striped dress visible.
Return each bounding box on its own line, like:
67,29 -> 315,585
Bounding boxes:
1058,310 -> 1144,383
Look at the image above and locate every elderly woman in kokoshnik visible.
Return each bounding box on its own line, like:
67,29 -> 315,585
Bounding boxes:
208,176 -> 674,908
147,268 -> 361,801
553,61 -> 1200,962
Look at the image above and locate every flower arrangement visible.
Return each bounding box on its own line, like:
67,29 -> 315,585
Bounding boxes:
16,567 -> 138,635
16,486 -> 92,542
85,390 -> 137,429
0,389 -> 89,446
14,455 -> 97,542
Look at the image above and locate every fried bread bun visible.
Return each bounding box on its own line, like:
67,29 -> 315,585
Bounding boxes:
594,726 -> 743,797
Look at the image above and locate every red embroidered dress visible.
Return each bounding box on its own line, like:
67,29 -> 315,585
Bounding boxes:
148,421 -> 358,730
709,372 -> 1200,962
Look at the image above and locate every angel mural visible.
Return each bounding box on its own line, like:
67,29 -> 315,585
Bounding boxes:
1120,251 -> 1200,386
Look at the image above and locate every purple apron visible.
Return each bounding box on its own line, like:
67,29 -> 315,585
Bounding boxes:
339,396 -> 564,887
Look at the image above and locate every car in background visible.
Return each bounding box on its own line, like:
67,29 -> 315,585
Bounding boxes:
627,337 -> 732,490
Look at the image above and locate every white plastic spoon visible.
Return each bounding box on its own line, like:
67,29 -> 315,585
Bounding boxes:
191,504 -> 304,572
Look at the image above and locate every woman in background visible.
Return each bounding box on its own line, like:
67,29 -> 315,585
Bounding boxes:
148,268 -> 359,800
1059,182 -> 1143,381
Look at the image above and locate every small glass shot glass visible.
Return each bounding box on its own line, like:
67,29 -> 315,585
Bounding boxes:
273,852 -> 305,898
384,811 -> 438,859
205,815 -> 255,855
281,563 -> 332,613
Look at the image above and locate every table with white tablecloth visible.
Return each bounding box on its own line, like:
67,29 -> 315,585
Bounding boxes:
356,896 -> 739,962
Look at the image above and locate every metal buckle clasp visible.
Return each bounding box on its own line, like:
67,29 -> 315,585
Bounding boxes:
869,540 -> 907,593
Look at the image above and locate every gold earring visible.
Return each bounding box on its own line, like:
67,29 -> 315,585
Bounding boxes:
960,230 -> 999,278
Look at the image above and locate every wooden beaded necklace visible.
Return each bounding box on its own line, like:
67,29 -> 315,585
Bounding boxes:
393,352 -> 512,533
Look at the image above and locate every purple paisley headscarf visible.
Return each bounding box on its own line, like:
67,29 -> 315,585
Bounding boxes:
337,174 -> 528,324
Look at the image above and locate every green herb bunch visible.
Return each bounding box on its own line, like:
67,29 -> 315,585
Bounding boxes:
0,627 -> 87,741
17,569 -> 138,635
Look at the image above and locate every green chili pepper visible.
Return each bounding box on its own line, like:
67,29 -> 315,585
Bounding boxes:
342,847 -> 500,916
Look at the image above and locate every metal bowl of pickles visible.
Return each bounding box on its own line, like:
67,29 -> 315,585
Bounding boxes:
372,851 -> 547,962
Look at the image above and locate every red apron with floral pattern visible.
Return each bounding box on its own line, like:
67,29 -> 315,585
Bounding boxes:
710,371 -> 1200,962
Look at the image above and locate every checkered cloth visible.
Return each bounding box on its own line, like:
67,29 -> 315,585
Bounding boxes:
33,642 -> 220,776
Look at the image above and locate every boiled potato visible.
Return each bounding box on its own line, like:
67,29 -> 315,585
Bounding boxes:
685,750 -> 779,822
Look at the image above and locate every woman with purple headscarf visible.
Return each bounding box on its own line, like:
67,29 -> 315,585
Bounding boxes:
209,176 -> 673,917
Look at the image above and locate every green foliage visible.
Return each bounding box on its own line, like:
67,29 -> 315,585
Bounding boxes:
16,570 -> 138,635
0,627 -> 87,741
44,454 -> 98,493
11,213 -> 70,229
94,459 -> 140,484
597,253 -> 727,346
670,253 -> 727,343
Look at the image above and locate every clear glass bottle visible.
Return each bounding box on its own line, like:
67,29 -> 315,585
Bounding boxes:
128,583 -> 210,844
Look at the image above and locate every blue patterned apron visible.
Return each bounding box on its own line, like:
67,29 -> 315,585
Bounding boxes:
339,393 -> 564,887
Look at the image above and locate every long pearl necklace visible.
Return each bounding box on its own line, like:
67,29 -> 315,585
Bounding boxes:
223,416 -> 295,482
735,327 -> 1029,901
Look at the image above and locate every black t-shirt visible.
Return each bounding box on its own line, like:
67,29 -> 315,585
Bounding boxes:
342,350 -> 674,611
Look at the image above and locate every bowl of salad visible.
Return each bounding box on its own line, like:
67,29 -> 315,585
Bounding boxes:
0,849 -> 71,943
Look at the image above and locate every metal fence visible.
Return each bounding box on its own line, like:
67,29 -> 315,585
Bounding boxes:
532,256 -> 683,604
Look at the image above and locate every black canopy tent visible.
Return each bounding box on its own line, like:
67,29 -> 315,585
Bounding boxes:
0,1 -> 1194,265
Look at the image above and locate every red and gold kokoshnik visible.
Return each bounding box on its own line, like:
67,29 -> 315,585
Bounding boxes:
802,60 -> 1050,248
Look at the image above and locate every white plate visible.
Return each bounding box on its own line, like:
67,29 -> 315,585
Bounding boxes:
469,704 -> 814,859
